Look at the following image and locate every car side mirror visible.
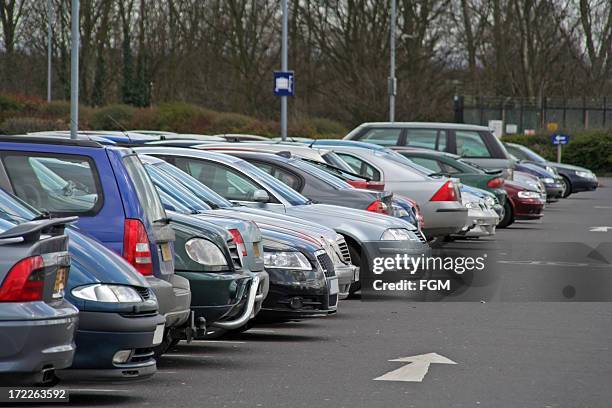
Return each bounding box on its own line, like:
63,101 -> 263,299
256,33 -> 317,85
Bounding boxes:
252,189 -> 270,203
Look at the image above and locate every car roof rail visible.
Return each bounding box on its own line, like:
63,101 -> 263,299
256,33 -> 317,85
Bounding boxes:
0,135 -> 103,148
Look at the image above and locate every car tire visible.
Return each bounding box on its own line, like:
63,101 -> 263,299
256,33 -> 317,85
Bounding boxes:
560,176 -> 572,198
497,201 -> 514,228
427,235 -> 447,248
347,245 -> 361,297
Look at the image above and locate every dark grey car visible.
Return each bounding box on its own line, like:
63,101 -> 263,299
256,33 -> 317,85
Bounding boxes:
0,213 -> 78,385
225,151 -> 395,215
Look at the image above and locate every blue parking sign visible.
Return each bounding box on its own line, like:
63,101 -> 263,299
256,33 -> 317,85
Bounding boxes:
274,71 -> 294,97
551,134 -> 569,145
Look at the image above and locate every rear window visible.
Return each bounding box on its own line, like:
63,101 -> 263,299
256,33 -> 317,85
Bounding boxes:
123,155 -> 167,223
455,131 -> 492,158
2,153 -> 102,215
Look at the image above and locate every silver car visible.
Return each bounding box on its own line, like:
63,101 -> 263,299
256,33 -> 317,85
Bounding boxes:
456,190 -> 499,238
317,145 -> 468,241
135,147 -> 430,293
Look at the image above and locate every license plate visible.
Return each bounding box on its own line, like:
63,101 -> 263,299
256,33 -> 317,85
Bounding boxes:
160,243 -> 172,262
53,267 -> 68,299
329,278 -> 339,295
253,243 -> 261,258
152,324 -> 165,345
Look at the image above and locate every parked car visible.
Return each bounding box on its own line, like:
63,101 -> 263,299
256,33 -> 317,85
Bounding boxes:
0,199 -> 78,385
389,147 -> 508,206
455,186 -> 499,238
504,142 -> 598,197
141,156 -> 346,310
343,122 -> 515,175
0,136 -> 194,351
514,170 -> 547,201
134,147 -> 429,293
218,151 -> 395,215
513,161 -> 565,201
213,134 -> 269,142
310,144 -> 468,243
499,180 -> 545,228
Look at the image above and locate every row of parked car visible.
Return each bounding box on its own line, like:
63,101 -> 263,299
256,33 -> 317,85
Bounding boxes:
0,122 -> 598,385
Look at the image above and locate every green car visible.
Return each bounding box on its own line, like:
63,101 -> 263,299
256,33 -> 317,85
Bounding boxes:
390,147 -> 508,205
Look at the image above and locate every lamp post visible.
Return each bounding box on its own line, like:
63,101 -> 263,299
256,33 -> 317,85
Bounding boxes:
388,0 -> 397,122
280,0 -> 288,140
70,0 -> 79,139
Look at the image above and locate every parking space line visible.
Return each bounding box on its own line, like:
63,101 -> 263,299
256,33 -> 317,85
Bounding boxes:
163,354 -> 213,358
190,340 -> 246,344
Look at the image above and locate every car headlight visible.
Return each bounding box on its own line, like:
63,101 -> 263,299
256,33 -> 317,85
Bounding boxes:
185,238 -> 228,266
382,228 -> 417,241
72,284 -> 142,303
576,170 -> 594,179
545,166 -> 557,175
485,196 -> 496,207
517,191 -> 540,199
464,201 -> 479,209
542,177 -> 555,184
264,251 -> 312,270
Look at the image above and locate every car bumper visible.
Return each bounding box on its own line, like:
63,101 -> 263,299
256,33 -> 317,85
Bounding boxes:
66,310 -> 165,379
261,279 -> 335,319
147,275 -> 191,328
513,198 -> 545,219
571,177 -> 598,193
336,263 -> 358,299
422,203 -> 468,238
360,239 -> 431,276
455,208 -> 499,237
0,303 -> 78,383
544,183 -> 564,200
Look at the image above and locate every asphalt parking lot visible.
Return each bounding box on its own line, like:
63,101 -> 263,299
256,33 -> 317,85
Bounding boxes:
48,180 -> 612,408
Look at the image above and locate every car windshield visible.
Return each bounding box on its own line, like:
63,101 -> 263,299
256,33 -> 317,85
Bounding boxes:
289,158 -> 352,189
155,161 -> 234,209
235,160 -> 310,205
518,145 -> 547,163
122,155 -> 168,223
0,189 -> 39,226
144,163 -> 212,213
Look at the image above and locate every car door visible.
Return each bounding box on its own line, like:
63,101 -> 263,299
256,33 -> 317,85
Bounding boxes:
164,156 -> 288,213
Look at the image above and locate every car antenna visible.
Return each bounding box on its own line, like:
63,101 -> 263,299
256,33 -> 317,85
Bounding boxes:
107,115 -> 133,145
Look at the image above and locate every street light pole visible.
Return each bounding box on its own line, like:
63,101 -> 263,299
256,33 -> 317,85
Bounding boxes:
280,0 -> 288,141
388,0 -> 397,122
70,0 -> 79,139
47,0 -> 53,102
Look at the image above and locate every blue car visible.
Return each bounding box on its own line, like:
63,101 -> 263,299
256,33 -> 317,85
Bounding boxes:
513,161 -> 565,201
0,136 -> 194,351
0,189 -> 165,379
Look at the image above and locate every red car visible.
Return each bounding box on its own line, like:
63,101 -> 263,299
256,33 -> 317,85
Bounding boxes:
498,180 -> 545,228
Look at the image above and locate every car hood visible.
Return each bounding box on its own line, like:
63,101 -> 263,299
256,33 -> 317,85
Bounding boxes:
286,204 -> 417,231
191,211 -> 262,243
66,228 -> 148,289
260,228 -> 322,255
548,162 -> 591,173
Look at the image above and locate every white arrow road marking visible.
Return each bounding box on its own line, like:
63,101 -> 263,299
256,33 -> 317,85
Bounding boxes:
374,353 -> 456,382
590,226 -> 612,232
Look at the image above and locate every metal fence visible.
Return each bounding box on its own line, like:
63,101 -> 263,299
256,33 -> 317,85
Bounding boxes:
457,96 -> 612,133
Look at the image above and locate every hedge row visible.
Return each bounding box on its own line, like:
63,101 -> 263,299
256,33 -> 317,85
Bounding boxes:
0,94 -> 348,139
503,130 -> 612,175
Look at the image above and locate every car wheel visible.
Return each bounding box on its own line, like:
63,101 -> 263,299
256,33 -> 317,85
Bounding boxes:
497,201 -> 514,228
560,176 -> 572,198
347,244 -> 361,297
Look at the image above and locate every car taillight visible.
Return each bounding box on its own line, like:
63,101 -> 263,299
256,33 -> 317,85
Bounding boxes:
367,200 -> 389,215
366,181 -> 385,191
405,197 -> 425,229
123,219 -> 153,276
229,229 -> 247,256
0,255 -> 45,302
430,180 -> 459,201
487,178 -> 504,188
347,180 -> 369,189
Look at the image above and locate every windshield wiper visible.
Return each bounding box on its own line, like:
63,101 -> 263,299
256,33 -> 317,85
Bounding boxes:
32,210 -> 51,220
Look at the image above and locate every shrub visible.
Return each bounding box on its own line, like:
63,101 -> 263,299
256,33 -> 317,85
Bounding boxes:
157,102 -> 215,133
39,101 -> 72,119
0,117 -> 66,134
504,129 -> 612,175
210,112 -> 254,133
90,104 -> 136,130
308,117 -> 347,138
129,108 -> 162,130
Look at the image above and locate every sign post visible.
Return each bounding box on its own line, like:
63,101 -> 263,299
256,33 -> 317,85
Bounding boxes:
551,133 -> 569,163
279,0 -> 289,141
70,0 -> 79,139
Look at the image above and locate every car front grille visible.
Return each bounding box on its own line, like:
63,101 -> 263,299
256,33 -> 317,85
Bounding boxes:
135,286 -> 151,300
129,348 -> 155,364
317,252 -> 336,278
227,240 -> 242,269
336,237 -> 352,264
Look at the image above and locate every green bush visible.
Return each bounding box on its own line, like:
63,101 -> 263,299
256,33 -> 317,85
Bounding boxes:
157,102 -> 215,133
0,117 -> 66,134
39,101 -> 72,119
210,112 -> 254,133
504,129 -> 612,175
308,117 -> 347,138
90,104 -> 136,130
